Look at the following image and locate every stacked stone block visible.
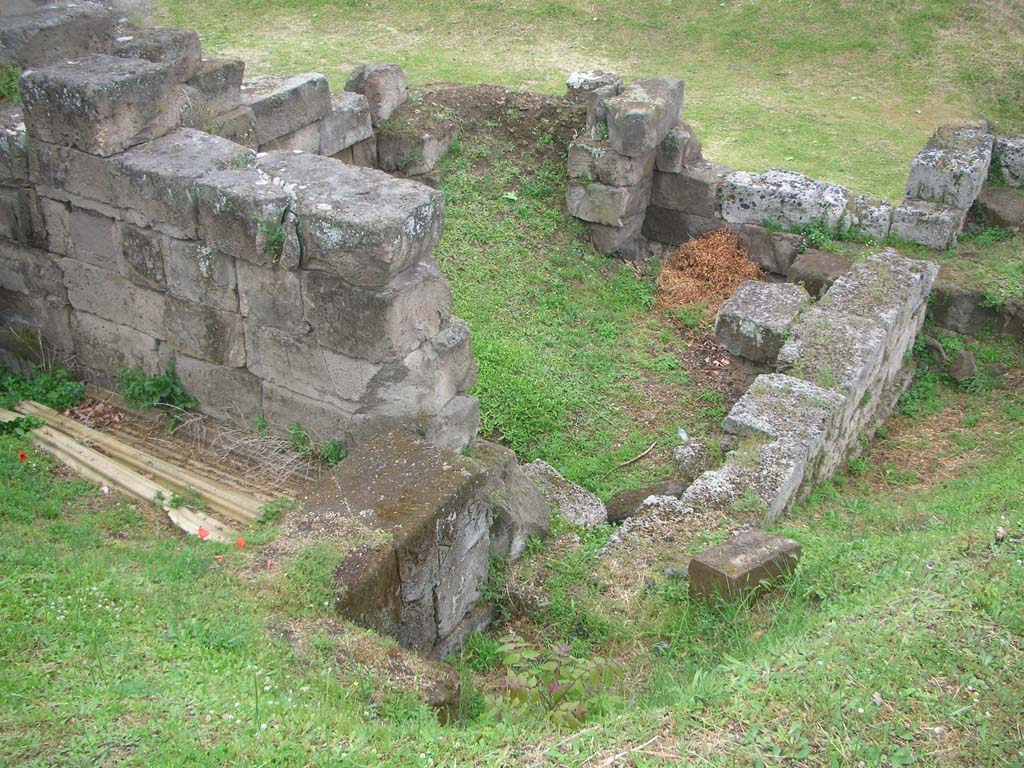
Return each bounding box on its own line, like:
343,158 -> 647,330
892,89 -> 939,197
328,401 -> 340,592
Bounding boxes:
2,44 -> 479,454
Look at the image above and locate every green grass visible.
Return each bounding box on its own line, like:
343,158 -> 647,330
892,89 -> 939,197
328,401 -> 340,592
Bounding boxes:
0,65 -> 19,106
158,0 -> 1023,200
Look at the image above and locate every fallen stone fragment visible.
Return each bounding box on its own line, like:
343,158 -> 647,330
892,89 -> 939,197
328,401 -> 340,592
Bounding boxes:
975,186 -> 1024,229
655,121 -> 702,173
947,349 -> 977,383
994,136 -> 1024,187
688,530 -> 801,603
606,480 -> 686,524
522,459 -> 607,528
786,249 -> 855,298
565,70 -> 622,100
345,63 -> 407,127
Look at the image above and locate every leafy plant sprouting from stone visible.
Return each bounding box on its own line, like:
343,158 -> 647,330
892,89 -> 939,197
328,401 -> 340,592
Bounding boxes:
0,65 -> 20,105
495,633 -> 619,728
287,422 -> 348,466
116,362 -> 197,425
258,220 -> 286,262
0,365 -> 85,412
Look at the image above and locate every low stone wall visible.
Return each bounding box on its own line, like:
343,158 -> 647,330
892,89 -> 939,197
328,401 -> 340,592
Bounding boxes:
0,18 -> 477,452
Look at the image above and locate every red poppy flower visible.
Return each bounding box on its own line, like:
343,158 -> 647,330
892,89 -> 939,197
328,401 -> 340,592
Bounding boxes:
197,527 -> 210,540
236,537 -> 245,549
266,559 -> 273,570
18,450 -> 28,462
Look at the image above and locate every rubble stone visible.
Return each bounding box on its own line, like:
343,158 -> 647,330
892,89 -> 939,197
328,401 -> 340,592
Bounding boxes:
522,459 -> 607,528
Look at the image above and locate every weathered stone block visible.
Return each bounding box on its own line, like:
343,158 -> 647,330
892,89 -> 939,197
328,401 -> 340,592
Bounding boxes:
20,55 -> 180,157
62,258 -> 165,337
163,294 -> 245,367
585,83 -> 619,138
852,194 -> 893,241
0,3 -> 113,68
651,162 -> 734,218
0,240 -> 64,299
120,223 -> 166,291
566,176 -> 651,227
715,280 -> 808,363
567,139 -> 655,188
604,77 -> 685,157
688,531 -> 801,603
589,212 -> 645,254
186,58 -> 245,115
110,129 -> 256,238
733,225 -> 803,275
786,249 -> 854,297
606,480 -> 686,524
319,91 -> 374,156
261,381 -> 355,442
301,260 -> 452,363
565,71 -> 622,101
345,63 -> 407,127
522,459 -> 606,528
68,207 -> 120,271
377,122 -> 457,177
975,186 -> 1024,229
210,105 -> 257,148
26,139 -> 115,205
890,199 -> 963,249
257,151 -> 444,286
70,309 -> 167,375
0,186 -> 41,245
173,353 -> 262,422
994,135 -> 1024,187
721,169 -> 852,229
0,290 -> 73,367
656,121 -> 702,173
241,73 -> 331,146
162,236 -> 237,313
235,261 -> 303,331
905,125 -> 992,209
112,27 -> 203,83
0,106 -> 29,184
259,121 -> 321,153
196,168 -> 299,269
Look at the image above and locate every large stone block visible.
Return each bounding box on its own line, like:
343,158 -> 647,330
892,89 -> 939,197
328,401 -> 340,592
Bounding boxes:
0,240 -> 64,299
0,106 -> 29,185
319,91 -> 374,156
852,194 -> 893,241
110,129 -> 256,238
20,55 -> 180,157
163,294 -> 245,367
173,353 -> 262,422
210,106 -> 257,148
566,176 -> 651,227
186,58 -> 245,115
301,260 -> 452,363
604,77 -> 684,157
655,121 -> 702,173
689,530 -> 801,603
994,135 -> 1024,187
721,169 -> 852,229
162,236 -> 237,313
257,151 -> 444,286
240,73 -> 331,146
345,63 -> 407,127
235,261 -> 303,331
786,249 -> 854,298
0,290 -> 73,367
26,139 -> 115,206
715,281 -> 808,363
975,186 -> 1024,229
0,185 -> 41,245
567,139 -> 655,187
62,258 -> 165,337
890,199 -> 963,250
377,121 -> 457,177
196,168 -> 299,269
905,125 -> 992,209
112,27 -> 203,83
68,207 -> 121,271
261,381 -> 356,442
70,310 -> 167,375
0,3 -> 113,68
589,212 -> 645,254
120,223 -> 167,291
651,162 -> 734,218
259,121 -> 321,154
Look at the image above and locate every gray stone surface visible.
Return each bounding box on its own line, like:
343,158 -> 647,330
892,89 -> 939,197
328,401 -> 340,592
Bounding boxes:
975,186 -> 1024,229
62,258 -> 165,337
688,530 -> 801,603
0,106 -> 29,185
163,293 -> 245,367
259,121 -> 321,154
110,128 -> 256,238
585,83 -> 619,139
345,63 -> 407,127
0,3 -> 114,68
0,289 -> 73,368
522,459 -> 606,528
26,139 -> 115,205
604,77 -> 684,157
173,352 -> 262,421
235,261 -> 303,332
786,249 -> 855,298
70,309 -> 167,375
120,222 -> 166,290
377,121 -> 457,176
890,199 -> 964,249
651,162 -> 734,218
905,125 -> 992,209
565,71 -> 622,100
68,207 -> 121,271
566,176 -> 651,227
994,136 -> 1024,187
589,212 -> 645,255
112,27 -> 203,83
38,196 -> 70,256
319,91 -> 374,156
20,54 -> 180,157
0,185 -> 42,245
240,73 -> 331,145
567,140 -> 656,188
257,151 -> 444,286
721,169 -> 852,229
210,106 -> 257,148
606,480 -> 686,524
186,58 -> 245,116
947,350 -> 977,383
0,240 -> 65,299
715,280 -> 809,363
852,194 -> 893,241
261,380 -> 355,442
163,236 -> 237,313
655,121 -> 702,173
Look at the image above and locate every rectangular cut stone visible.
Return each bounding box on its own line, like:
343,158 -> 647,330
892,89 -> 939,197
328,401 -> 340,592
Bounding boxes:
19,55 -> 180,157
302,260 -> 452,363
259,121 -> 321,153
27,139 -> 115,205
905,125 -> 992,209
715,281 -> 809,363
70,310 -> 167,376
995,136 -> 1024,187
890,200 -> 963,249
0,106 -> 29,184
567,139 -> 655,187
344,63 -> 407,127
0,290 -> 73,364
656,121 -> 702,173
112,28 -> 203,83
257,152 -> 445,286
0,186 -> 41,245
0,4 -> 113,69
162,236 -> 238,313
240,73 -> 331,145
589,212 -> 644,254
604,77 -> 684,157
210,106 -> 257,148
853,194 -> 892,241
68,207 -> 121,271
688,531 -> 801,603
376,121 -> 456,177
566,176 -> 651,227
196,168 -> 300,268
0,240 -> 64,299
39,197 -> 71,256
62,258 -> 165,338
261,381 -> 355,442
651,162 -> 734,218
235,261 -> 303,331
120,223 -> 167,291
186,59 -> 245,115
173,353 -> 262,422
163,294 -> 245,367
721,169 -> 852,229
319,91 -> 374,156
110,129 -> 256,238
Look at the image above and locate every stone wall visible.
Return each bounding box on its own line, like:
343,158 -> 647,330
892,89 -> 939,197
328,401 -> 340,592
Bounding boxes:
0,13 -> 478,452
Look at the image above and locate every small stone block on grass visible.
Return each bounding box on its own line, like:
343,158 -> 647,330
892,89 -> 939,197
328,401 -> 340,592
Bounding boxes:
688,530 -> 801,603
905,125 -> 993,209
715,280 -> 808,364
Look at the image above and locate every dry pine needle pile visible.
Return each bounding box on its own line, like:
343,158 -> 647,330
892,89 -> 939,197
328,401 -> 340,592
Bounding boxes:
656,228 -> 763,310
